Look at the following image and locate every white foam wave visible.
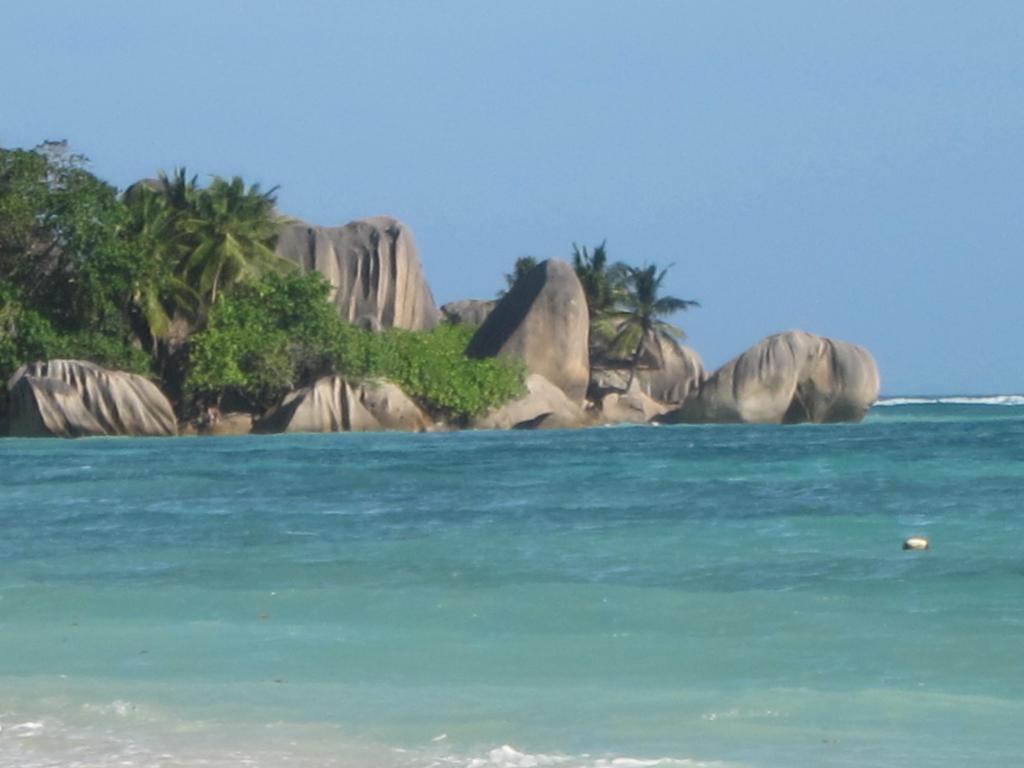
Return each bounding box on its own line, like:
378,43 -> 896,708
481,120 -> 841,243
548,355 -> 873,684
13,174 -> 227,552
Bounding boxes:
4,721 -> 44,736
875,395 -> 1024,407
435,745 -> 728,768
0,712 -> 735,768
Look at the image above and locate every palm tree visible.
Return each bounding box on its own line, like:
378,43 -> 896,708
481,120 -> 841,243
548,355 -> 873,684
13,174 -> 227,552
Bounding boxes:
600,263 -> 699,388
122,183 -> 197,346
157,167 -> 199,213
182,176 -> 287,311
572,240 -> 624,318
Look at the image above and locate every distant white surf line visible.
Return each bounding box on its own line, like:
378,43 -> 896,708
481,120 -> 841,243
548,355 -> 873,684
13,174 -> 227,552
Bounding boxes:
875,395 -> 1024,407
451,744 -> 727,768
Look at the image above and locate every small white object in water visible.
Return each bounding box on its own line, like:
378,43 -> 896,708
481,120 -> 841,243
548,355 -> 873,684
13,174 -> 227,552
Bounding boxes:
903,536 -> 930,551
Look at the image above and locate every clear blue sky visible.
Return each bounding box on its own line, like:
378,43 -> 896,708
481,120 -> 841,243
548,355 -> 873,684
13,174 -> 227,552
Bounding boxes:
3,1 -> 1021,394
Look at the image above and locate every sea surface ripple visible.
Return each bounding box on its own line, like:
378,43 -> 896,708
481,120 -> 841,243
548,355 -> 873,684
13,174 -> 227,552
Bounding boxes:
1,402 -> 1022,767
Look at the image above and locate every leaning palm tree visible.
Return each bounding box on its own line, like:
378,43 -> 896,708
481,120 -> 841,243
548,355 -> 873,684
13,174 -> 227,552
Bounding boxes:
182,176 -> 288,311
599,263 -> 699,388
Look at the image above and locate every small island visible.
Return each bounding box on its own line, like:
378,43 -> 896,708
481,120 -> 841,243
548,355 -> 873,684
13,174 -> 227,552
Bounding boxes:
0,142 -> 880,438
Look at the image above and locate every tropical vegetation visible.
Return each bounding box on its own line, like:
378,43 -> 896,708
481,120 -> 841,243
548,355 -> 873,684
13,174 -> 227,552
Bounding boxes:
2,140 -> 700,430
0,141 -> 524,425
569,243 -> 699,386
597,263 -> 700,387
571,240 -> 623,318
187,272 -> 523,420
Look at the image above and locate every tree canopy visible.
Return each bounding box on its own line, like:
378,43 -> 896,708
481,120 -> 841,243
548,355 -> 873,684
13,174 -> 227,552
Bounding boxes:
2,140 -> 702,430
572,240 -> 624,318
0,142 -> 152,400
188,271 -> 524,420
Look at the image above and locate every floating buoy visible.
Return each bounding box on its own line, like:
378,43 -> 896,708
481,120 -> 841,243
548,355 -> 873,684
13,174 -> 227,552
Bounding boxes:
903,536 -> 930,551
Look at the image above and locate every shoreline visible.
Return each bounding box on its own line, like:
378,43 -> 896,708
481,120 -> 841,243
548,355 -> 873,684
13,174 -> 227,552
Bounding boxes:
4,396 -> 1023,441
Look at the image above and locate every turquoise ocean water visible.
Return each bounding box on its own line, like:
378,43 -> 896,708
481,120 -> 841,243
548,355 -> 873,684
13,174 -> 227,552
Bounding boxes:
1,398 -> 1022,767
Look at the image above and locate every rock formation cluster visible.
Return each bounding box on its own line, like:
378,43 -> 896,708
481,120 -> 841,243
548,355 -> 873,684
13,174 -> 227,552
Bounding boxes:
1,217 -> 882,438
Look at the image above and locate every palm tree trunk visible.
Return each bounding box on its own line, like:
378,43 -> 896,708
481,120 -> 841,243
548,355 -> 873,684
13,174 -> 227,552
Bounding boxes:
210,264 -> 222,308
626,335 -> 644,391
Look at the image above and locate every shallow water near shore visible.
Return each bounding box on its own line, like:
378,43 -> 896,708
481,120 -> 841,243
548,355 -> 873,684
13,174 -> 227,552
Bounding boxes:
1,401 -> 1023,767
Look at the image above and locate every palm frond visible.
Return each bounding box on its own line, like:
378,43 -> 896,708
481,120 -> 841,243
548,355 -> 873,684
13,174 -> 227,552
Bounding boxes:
652,296 -> 699,314
652,319 -> 687,340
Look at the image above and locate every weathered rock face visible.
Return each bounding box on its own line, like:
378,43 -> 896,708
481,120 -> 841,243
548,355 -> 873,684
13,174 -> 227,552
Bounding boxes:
472,374 -> 587,430
636,339 -> 705,405
255,376 -> 381,434
466,259 -> 589,403
275,216 -> 441,331
356,379 -> 431,431
255,377 -> 430,434
7,360 -> 177,438
595,381 -> 672,425
589,337 -> 705,407
441,299 -> 498,327
666,330 -> 880,424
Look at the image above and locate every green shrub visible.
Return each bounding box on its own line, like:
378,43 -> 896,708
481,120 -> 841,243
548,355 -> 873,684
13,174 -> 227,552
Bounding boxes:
341,323 -> 525,420
185,272 -> 524,420
0,283 -> 63,388
55,331 -> 151,375
185,272 -> 334,410
0,144 -> 155,401
0,281 -> 151,414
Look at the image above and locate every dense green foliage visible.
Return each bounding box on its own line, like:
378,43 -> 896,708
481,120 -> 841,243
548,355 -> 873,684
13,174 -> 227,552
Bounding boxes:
181,176 -> 287,309
0,282 -> 151,407
122,168 -> 289,339
185,272 -> 347,411
0,143 -> 155,402
343,323 -> 526,421
572,240 -> 624,318
187,272 -> 524,420
0,285 -> 62,385
0,143 -> 312,415
8,141 -> 712,431
1,141 -> 526,427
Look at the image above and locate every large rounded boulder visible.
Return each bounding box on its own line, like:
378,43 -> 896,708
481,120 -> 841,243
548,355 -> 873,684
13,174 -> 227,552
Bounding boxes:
666,330 -> 880,424
595,383 -> 670,424
7,360 -> 177,438
472,374 -> 587,430
466,259 -> 590,403
636,339 -> 705,405
275,216 -> 440,331
255,376 -> 430,434
355,379 -> 431,431
256,376 -> 381,433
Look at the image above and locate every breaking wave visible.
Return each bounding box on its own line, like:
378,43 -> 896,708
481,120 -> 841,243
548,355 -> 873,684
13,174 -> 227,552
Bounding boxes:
431,744 -> 726,768
0,711 -> 732,768
875,395 -> 1024,407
